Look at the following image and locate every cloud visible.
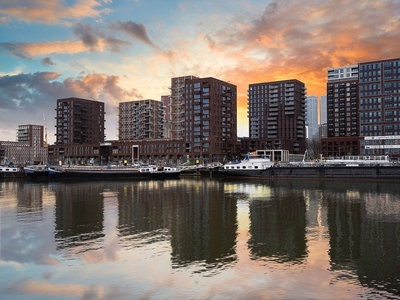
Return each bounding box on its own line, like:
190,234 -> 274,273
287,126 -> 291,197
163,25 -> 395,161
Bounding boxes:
0,37 -> 129,59
73,22 -> 130,52
42,57 -> 56,66
111,20 -> 157,48
0,0 -> 111,24
0,41 -> 87,59
202,0 -> 400,105
0,72 -> 141,143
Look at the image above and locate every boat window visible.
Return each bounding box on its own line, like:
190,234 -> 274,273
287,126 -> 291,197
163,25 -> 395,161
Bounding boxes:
236,166 -> 240,169
242,166 -> 246,169
254,166 -> 258,169
248,166 -> 252,168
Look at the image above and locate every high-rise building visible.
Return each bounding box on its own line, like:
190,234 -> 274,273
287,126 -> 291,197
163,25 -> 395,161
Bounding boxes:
306,95 -> 319,140
247,79 -> 306,154
55,97 -> 105,145
169,75 -> 237,162
161,95 -> 172,139
0,124 -> 47,165
118,99 -> 165,140
321,65 -> 359,157
169,75 -> 198,140
326,65 -> 359,138
17,124 -> 44,147
322,57 -> 400,159
359,58 -> 400,156
320,95 -> 327,125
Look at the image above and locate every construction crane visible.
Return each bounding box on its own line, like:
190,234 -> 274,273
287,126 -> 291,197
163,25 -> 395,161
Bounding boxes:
43,114 -> 48,147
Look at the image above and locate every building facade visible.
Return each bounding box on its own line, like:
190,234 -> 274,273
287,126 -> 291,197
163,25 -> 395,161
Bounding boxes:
320,94 -> 327,125
48,76 -> 238,165
247,79 -> 307,154
119,99 -> 165,140
306,95 -> 319,140
359,58 -> 400,157
188,76 -> 237,163
55,97 -> 105,145
321,58 -> 400,159
321,65 -> 360,157
0,125 -> 47,165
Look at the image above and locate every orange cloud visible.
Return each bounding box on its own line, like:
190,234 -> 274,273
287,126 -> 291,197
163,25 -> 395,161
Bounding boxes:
22,41 -> 88,56
0,0 -> 110,24
204,0 -> 400,111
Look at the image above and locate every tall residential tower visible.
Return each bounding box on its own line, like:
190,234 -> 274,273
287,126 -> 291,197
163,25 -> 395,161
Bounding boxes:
247,79 -> 306,154
55,97 -> 105,145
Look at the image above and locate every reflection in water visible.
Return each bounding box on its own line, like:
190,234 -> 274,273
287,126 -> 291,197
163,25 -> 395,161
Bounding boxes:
1,178 -> 400,299
247,187 -> 307,263
117,180 -> 169,248
54,182 -> 105,251
327,190 -> 400,295
116,179 -> 238,273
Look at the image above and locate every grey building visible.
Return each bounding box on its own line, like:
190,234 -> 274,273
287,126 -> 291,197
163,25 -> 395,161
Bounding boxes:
306,95 -> 319,140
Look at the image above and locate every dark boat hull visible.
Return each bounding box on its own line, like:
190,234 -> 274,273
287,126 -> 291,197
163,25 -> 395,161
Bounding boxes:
48,168 -> 181,180
220,165 -> 400,180
0,171 -> 26,179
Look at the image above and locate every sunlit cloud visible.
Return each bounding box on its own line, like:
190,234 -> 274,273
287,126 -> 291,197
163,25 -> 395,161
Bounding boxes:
0,41 -> 87,59
0,0 -> 111,24
204,0 -> 400,108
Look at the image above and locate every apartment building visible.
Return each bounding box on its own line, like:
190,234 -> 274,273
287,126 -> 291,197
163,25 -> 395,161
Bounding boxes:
48,76 -> 238,165
359,58 -> 400,157
321,58 -> 400,159
55,97 -> 105,145
247,79 -> 306,154
0,125 -> 47,165
321,65 -> 360,157
119,99 -> 165,140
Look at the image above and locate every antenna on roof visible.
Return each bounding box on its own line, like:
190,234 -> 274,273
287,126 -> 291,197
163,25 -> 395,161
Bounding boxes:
43,114 -> 48,147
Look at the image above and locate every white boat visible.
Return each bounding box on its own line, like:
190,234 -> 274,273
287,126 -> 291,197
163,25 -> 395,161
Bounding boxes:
24,165 -> 49,177
322,155 -> 393,166
219,153 -> 275,177
0,165 -> 26,178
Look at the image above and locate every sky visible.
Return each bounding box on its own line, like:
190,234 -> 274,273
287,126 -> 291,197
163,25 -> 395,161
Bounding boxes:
1,0 -> 400,144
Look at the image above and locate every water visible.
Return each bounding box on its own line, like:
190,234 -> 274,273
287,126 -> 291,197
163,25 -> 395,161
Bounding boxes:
1,178 -> 400,300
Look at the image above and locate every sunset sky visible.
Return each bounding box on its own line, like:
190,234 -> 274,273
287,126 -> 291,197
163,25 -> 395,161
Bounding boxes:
1,0 -> 400,143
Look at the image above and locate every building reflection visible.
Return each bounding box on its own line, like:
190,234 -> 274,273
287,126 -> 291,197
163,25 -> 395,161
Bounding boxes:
247,186 -> 307,263
327,187 -> 400,296
117,180 -> 169,247
115,179 -> 238,272
15,182 -> 44,223
54,182 -> 105,250
167,179 -> 237,270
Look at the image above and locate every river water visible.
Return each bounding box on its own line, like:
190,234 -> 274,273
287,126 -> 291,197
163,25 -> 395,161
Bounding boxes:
1,178 -> 400,300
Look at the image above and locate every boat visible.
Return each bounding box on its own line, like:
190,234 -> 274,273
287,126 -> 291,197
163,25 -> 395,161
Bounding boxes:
219,152 -> 400,180
219,152 -> 275,178
24,165 -> 50,178
146,165 -> 181,179
47,164 -> 181,180
0,165 -> 26,179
